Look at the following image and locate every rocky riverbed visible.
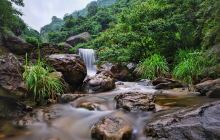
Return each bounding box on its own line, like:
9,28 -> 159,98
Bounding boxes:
0,81 -> 219,140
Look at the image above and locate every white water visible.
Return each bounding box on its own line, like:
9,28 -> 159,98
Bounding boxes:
79,49 -> 97,77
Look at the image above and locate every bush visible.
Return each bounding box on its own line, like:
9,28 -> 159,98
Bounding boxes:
173,50 -> 217,84
23,59 -> 63,102
25,36 -> 39,47
137,54 -> 169,79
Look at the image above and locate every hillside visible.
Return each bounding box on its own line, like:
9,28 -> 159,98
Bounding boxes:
40,0 -> 116,41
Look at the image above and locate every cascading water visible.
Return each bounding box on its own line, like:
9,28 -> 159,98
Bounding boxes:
79,49 -> 97,77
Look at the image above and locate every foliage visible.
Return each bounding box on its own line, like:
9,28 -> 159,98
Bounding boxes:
48,31 -> 68,44
40,0 -> 117,43
25,36 -> 39,47
173,50 -> 217,84
137,54 -> 169,79
23,59 -> 64,102
77,0 -> 220,65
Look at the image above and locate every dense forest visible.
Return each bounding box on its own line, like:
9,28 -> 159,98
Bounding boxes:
39,0 -> 220,84
0,0 -> 220,139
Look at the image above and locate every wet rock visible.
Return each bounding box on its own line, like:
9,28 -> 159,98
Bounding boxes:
77,102 -> 100,110
145,101 -> 220,140
46,54 -> 87,90
0,53 -> 26,94
195,78 -> 220,98
3,34 -> 33,55
152,77 -> 184,89
0,95 -> 27,119
66,32 -> 91,46
114,92 -> 155,112
60,94 -> 87,103
87,71 -> 115,92
91,116 -> 133,140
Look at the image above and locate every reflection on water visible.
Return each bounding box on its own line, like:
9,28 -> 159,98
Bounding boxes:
0,82 -> 217,140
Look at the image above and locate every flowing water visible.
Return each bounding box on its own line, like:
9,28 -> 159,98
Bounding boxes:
0,82 -> 217,140
0,50 -> 217,140
79,49 -> 97,77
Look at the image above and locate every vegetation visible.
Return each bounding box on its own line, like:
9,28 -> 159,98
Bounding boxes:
40,0 -> 117,43
23,58 -> 64,102
0,0 -> 42,44
25,36 -> 40,47
173,50 -> 217,84
137,54 -> 169,79
1,0 -> 219,86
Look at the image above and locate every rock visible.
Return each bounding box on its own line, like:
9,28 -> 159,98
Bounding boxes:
87,71 -> 115,92
0,95 -> 27,119
3,34 -> 33,55
46,54 -> 87,90
76,102 -> 100,110
0,53 -> 26,94
58,42 -> 73,52
60,94 -> 87,103
145,101 -> 220,140
49,72 -> 71,93
195,78 -> 220,98
31,43 -> 69,60
152,77 -> 184,89
99,63 -> 138,81
91,116 -> 133,140
114,92 -> 155,112
66,32 -> 91,46
110,64 -> 131,81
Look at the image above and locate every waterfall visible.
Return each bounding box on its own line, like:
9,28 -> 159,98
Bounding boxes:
79,49 -> 97,77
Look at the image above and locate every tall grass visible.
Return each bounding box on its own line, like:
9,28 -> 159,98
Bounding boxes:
173,50 -> 217,84
23,55 -> 63,101
137,54 -> 169,79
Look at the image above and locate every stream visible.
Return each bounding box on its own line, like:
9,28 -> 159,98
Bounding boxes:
0,49 -> 218,140
0,81 -> 217,140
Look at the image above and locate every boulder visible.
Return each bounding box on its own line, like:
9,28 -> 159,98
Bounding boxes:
46,54 -> 87,90
31,43 -> 69,59
87,71 -> 115,92
66,32 -> 91,46
58,42 -> 73,52
3,34 -> 33,55
99,63 -> 138,81
60,94 -> 87,103
114,92 -> 155,112
0,53 -> 26,94
91,116 -> 133,140
110,64 -> 133,81
152,77 -> 184,89
145,101 -> 220,140
195,78 -> 220,98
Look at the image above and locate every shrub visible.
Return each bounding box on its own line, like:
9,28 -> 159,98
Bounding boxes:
25,36 -> 39,47
137,54 -> 169,79
173,50 -> 217,84
23,59 -> 63,102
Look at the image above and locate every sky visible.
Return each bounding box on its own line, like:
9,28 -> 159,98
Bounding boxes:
18,0 -> 93,31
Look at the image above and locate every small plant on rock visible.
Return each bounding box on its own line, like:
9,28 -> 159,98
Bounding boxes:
23,55 -> 63,102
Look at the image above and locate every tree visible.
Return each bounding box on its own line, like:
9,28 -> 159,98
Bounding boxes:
87,1 -> 98,16
0,0 -> 24,27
